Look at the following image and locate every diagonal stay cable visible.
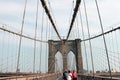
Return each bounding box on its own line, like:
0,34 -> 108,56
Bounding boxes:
40,0 -> 61,40
66,0 -> 81,40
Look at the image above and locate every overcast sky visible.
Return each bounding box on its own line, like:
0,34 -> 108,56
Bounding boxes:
0,0 -> 120,38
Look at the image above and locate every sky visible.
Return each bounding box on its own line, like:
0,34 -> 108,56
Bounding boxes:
0,0 -> 120,73
0,0 -> 120,38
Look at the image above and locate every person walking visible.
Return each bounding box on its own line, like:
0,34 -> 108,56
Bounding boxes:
72,70 -> 78,80
67,70 -> 72,80
63,69 -> 68,80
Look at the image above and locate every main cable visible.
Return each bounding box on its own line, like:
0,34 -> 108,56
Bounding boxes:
66,0 -> 81,40
40,0 -> 61,40
82,26 -> 120,41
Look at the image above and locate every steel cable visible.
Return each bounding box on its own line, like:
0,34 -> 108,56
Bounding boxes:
40,0 -> 61,40
66,0 -> 81,40
16,0 -> 27,79
33,0 -> 39,74
83,0 -> 95,77
39,9 -> 44,73
94,0 -> 112,79
79,8 -> 89,74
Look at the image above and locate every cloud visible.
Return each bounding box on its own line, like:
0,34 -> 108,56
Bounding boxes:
0,2 -> 23,15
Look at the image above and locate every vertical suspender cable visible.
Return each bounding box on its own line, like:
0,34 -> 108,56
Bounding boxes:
45,16 -> 48,73
39,9 -> 44,73
75,17 -> 78,38
79,9 -> 89,74
94,0 -> 112,79
111,30 -> 116,69
83,0 -> 95,77
114,31 -> 119,71
76,16 -> 80,38
48,21 -> 51,40
1,31 -> 5,72
33,0 -> 39,73
69,0 -> 74,28
7,33 -> 10,72
16,0 -> 27,78
119,30 -> 120,72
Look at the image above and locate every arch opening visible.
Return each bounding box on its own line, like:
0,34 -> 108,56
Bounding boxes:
67,51 -> 76,71
55,51 -> 63,73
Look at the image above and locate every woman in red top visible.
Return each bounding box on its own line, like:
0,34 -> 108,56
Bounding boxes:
72,70 -> 78,80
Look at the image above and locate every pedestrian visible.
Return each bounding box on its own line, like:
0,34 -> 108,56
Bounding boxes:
67,70 -> 72,80
63,69 -> 68,80
72,70 -> 78,80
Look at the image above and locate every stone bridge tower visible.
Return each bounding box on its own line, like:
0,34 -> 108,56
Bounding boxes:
48,39 -> 83,73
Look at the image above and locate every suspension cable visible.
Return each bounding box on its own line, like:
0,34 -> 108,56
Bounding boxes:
40,0 -> 61,40
114,31 -> 119,71
66,0 -> 81,40
0,26 -> 47,43
76,16 -> 80,38
1,31 -> 5,72
39,9 -> 44,73
79,8 -> 89,73
94,0 -> 112,78
45,16 -> 48,73
83,0 -> 95,77
33,0 -> 39,73
16,0 -> 27,79
111,31 -> 116,70
119,30 -> 120,72
82,26 -> 120,41
7,33 -> 10,72
48,20 -> 51,40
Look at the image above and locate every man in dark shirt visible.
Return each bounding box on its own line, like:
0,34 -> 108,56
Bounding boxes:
63,69 -> 68,80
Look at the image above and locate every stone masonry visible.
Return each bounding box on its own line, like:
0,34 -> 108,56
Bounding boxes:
48,39 -> 83,73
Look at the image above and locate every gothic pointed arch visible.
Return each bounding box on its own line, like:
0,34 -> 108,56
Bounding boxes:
48,39 -> 83,73
67,51 -> 76,71
55,51 -> 63,73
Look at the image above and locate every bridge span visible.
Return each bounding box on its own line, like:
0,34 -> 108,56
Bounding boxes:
0,0 -> 120,80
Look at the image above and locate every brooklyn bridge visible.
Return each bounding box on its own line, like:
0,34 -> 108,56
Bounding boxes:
0,0 -> 120,80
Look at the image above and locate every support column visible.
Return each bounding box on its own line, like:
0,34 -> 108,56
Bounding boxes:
48,40 -> 55,73
63,54 -> 67,70
75,39 -> 83,73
